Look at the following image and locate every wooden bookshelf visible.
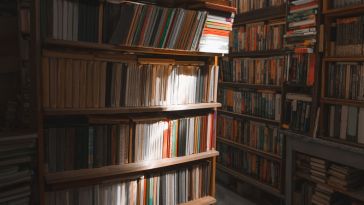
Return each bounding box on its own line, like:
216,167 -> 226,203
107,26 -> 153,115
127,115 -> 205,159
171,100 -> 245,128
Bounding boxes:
45,150 -> 219,185
179,196 -> 217,205
234,4 -> 286,25
322,0 -> 364,17
296,172 -> 364,203
218,110 -> 280,125
219,82 -> 282,91
216,164 -> 284,199
229,50 -> 287,58
323,56 -> 364,62
44,39 -> 223,57
44,103 -> 222,116
319,136 -> 364,150
321,98 -> 364,108
217,137 -> 281,161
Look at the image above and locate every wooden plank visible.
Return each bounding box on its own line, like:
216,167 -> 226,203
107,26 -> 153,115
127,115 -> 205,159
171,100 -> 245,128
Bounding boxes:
216,164 -> 285,198
229,49 -> 287,58
234,4 -> 286,25
218,110 -> 280,125
179,196 -> 217,205
219,82 -> 282,92
217,137 -> 282,162
323,4 -> 364,17
323,57 -> 364,62
321,98 -> 364,108
45,150 -> 219,185
44,102 -> 222,115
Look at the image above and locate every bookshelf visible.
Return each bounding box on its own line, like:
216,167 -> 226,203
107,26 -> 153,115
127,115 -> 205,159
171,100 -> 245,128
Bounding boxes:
319,0 -> 364,148
216,1 -> 287,202
34,0 -> 236,204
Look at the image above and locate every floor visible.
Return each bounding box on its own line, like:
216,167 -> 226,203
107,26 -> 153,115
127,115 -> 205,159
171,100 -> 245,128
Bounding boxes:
216,183 -> 256,205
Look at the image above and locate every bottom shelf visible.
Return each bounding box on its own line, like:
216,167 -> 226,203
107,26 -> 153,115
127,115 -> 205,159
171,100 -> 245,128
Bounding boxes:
296,173 -> 364,202
216,164 -> 284,199
180,196 -> 217,205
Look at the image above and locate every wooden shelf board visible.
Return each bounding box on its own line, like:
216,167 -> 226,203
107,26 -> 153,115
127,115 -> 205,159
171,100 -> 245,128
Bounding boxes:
44,39 -> 224,57
234,4 -> 286,25
44,103 -> 222,116
321,98 -> 364,108
323,4 -> 364,17
217,137 -> 282,162
323,56 -> 364,62
218,110 -> 280,125
45,150 -> 219,185
318,136 -> 364,149
229,50 -> 287,58
216,164 -> 284,198
179,196 -> 217,205
296,173 -> 364,202
219,82 -> 282,91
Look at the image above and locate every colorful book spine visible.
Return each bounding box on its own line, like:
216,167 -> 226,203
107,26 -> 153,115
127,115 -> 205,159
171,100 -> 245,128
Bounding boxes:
282,93 -> 312,133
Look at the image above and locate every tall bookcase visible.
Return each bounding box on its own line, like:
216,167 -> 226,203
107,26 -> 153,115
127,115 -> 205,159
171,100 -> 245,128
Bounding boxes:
216,1 -> 287,204
34,0 -> 236,204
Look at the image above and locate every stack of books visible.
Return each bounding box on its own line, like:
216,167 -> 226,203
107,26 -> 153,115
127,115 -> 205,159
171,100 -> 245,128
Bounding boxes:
330,15 -> 364,56
327,164 -> 364,191
45,113 -> 215,172
199,14 -> 233,53
0,133 -> 36,205
311,184 -> 335,205
282,93 -> 312,133
328,105 -> 364,144
310,157 -> 329,184
46,162 -> 211,205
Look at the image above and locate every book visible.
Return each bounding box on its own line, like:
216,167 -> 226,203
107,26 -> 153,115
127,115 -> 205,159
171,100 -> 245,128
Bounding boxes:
217,142 -> 281,188
282,93 -> 312,133
220,56 -> 285,85
232,0 -> 286,14
218,88 -> 282,120
42,55 -> 218,109
44,114 -> 215,172
231,19 -> 285,52
46,161 -> 211,205
331,0 -> 363,9
285,52 -> 316,86
218,115 -> 283,156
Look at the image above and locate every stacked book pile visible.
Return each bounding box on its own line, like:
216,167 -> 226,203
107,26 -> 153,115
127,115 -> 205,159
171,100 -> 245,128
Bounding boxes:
218,88 -> 282,120
199,14 -> 233,53
232,0 -> 286,14
309,157 -> 329,184
0,133 -> 36,204
282,93 -> 312,133
218,115 -> 283,156
46,162 -> 211,205
327,164 -> 364,191
328,105 -> 364,144
42,55 -> 218,109
311,184 -> 335,205
45,113 -> 215,172
330,15 -> 364,56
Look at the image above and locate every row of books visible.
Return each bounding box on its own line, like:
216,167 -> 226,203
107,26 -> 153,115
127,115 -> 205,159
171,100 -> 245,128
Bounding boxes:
217,114 -> 283,156
230,20 -> 285,52
285,0 -> 318,52
42,56 -> 218,109
326,62 -> 364,100
103,1 -> 207,51
285,53 -> 316,86
331,0 -> 364,9
328,105 -> 364,144
217,142 -> 281,188
232,0 -> 286,14
282,93 -> 312,133
0,133 -> 36,205
46,162 -> 211,205
331,15 -> 364,56
47,0 -> 99,42
45,114 -> 215,172
199,14 -> 233,53
218,88 -> 281,120
220,56 -> 285,85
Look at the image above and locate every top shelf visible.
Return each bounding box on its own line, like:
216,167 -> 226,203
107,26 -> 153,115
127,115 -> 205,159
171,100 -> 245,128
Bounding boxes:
323,4 -> 364,17
44,39 -> 225,57
234,4 -> 286,25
